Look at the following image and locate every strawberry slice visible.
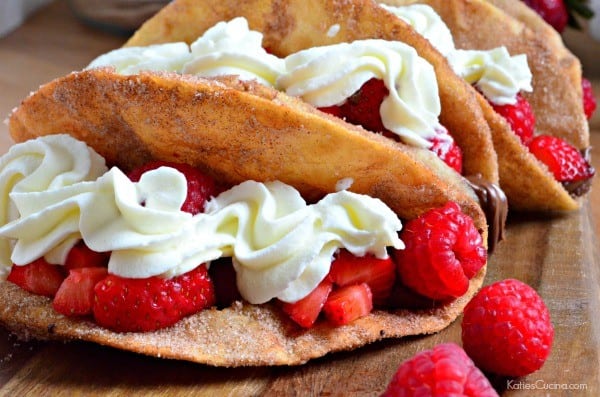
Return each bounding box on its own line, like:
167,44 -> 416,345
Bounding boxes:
64,241 -> 110,270
93,264 -> 215,332
323,283 -> 373,326
53,267 -> 109,316
328,250 -> 395,306
281,279 -> 333,328
7,258 -> 65,298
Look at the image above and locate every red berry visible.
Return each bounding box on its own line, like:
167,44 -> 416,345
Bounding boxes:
128,161 -> 218,215
462,279 -> 554,377
7,258 -> 65,298
491,93 -> 535,145
429,128 -> 463,173
328,249 -> 396,306
281,279 -> 333,328
522,0 -> 569,32
64,241 -> 109,271
339,78 -> 389,133
92,264 -> 215,332
322,283 -> 373,326
53,267 -> 109,316
582,77 -> 597,120
393,202 -> 486,300
382,343 -> 498,397
528,135 -> 595,182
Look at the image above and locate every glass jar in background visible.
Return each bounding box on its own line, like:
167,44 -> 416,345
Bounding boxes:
67,0 -> 169,36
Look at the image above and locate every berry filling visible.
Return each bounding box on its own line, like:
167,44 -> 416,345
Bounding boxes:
318,78 -> 463,173
6,161 -> 485,332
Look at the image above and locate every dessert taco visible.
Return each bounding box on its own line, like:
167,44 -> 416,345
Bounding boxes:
123,0 -> 500,187
377,0 -> 595,212
0,68 -> 492,366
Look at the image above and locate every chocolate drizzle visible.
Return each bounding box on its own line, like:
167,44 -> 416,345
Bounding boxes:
466,175 -> 508,254
562,147 -> 595,197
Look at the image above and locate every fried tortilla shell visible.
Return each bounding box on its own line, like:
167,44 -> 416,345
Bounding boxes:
4,68 -> 488,366
8,68 -> 486,228
376,0 -> 581,211
383,0 -> 588,149
124,0 -> 499,185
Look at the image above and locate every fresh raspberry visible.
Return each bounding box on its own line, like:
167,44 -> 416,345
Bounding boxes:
582,77 -> 597,120
429,129 -> 463,173
93,264 -> 215,332
491,93 -> 535,145
522,0 -> 569,32
393,202 -> 486,300
338,78 -> 389,133
462,279 -> 554,377
381,343 -> 498,397
528,135 -> 595,182
128,161 -> 219,215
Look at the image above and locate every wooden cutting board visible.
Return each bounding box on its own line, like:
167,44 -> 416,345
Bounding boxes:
0,200 -> 597,396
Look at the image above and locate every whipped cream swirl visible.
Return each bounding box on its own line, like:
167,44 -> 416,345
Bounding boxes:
0,136 -> 403,304
0,134 -> 107,272
277,39 -> 443,148
182,17 -> 285,87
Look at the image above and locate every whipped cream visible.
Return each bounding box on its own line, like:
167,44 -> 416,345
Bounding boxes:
0,134 -> 107,273
277,39 -> 443,148
448,47 -> 533,105
86,42 -> 192,75
380,3 -> 455,56
381,4 -> 532,105
0,136 -> 404,304
182,17 -> 285,87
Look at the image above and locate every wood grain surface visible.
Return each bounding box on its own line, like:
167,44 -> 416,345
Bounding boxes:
0,1 -> 599,396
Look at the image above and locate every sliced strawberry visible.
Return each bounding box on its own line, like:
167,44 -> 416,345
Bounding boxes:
208,258 -> 242,308
281,279 -> 333,328
328,250 -> 395,306
93,264 -> 215,332
6,258 -> 65,298
64,241 -> 110,270
339,78 -> 389,133
53,267 -> 109,316
323,283 -> 373,326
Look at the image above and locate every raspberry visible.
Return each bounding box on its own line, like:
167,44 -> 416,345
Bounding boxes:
528,135 -> 595,182
381,343 -> 498,397
582,77 -> 597,120
338,78 -> 389,133
128,161 -> 219,214
93,264 -> 215,332
429,129 -> 463,173
393,202 -> 486,300
491,93 -> 535,145
462,279 -> 554,377
522,0 -> 568,32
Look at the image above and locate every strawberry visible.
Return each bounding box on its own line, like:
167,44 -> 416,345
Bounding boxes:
523,0 -> 569,32
491,93 -> 535,145
322,283 -> 373,326
53,267 -> 109,316
429,129 -> 463,173
528,135 -> 595,182
328,249 -> 396,306
281,279 -> 333,328
93,264 -> 215,332
338,78 -> 389,133
128,161 -> 219,215
582,77 -> 597,120
64,241 -> 109,271
7,258 -> 65,298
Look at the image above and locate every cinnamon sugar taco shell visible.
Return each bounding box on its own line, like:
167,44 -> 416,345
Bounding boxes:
3,68 -> 488,366
123,0 -> 500,186
377,0 -> 586,211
